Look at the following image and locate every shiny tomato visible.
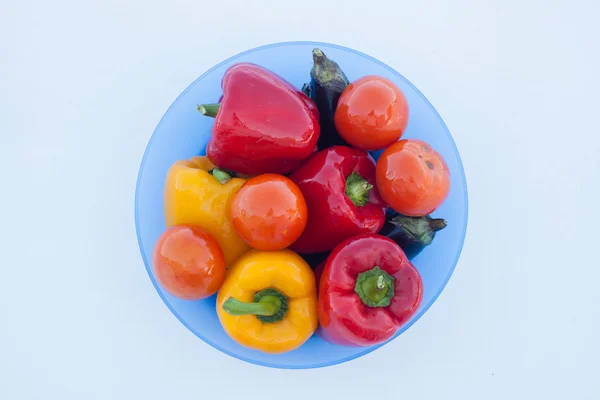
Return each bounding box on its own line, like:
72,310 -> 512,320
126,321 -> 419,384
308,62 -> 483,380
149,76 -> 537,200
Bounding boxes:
231,174 -> 307,250
334,75 -> 409,151
376,139 -> 450,216
152,225 -> 226,300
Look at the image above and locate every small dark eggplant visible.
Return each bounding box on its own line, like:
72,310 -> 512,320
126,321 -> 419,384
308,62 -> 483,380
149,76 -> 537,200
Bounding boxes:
306,48 -> 350,149
300,251 -> 329,269
301,82 -> 312,98
380,211 -> 448,260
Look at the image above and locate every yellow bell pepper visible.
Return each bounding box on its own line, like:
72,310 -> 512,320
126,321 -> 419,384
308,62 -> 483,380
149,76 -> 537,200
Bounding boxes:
164,156 -> 250,266
216,249 -> 318,354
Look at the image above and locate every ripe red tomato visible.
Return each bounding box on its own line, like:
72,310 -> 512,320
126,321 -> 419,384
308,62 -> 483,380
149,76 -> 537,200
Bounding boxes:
152,225 -> 226,300
231,174 -> 308,250
334,75 -> 409,151
376,139 -> 450,216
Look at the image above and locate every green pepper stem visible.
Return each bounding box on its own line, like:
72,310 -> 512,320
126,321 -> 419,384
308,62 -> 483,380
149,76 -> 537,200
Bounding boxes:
345,172 -> 373,207
197,103 -> 220,118
223,296 -> 281,316
222,288 -> 289,323
355,266 -> 395,308
209,168 -> 232,185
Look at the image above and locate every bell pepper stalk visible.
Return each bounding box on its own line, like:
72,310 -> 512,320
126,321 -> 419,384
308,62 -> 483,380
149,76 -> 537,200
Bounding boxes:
288,146 -> 386,254
217,249 -> 318,354
197,62 -> 321,176
354,266 -> 395,307
345,172 -> 373,206
196,103 -> 219,118
164,156 -> 250,266
208,167 -> 232,185
222,288 -> 288,323
317,233 -> 423,347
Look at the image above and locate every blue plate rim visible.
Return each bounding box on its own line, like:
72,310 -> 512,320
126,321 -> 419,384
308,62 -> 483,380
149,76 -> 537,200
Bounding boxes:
134,40 -> 469,369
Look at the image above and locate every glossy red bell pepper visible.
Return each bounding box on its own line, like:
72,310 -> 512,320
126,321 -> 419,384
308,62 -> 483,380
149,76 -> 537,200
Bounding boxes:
317,233 -> 423,346
288,146 -> 386,254
198,63 -> 320,176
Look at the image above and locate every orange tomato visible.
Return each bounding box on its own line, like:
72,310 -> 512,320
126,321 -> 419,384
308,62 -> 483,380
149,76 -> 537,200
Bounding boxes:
334,75 -> 409,151
152,225 -> 226,300
376,139 -> 450,216
231,174 -> 307,251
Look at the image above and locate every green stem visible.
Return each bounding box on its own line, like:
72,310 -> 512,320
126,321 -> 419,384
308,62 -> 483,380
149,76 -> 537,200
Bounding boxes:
311,48 -> 349,85
209,168 -> 232,185
312,48 -> 334,83
312,48 -> 326,62
345,172 -> 373,207
354,266 -> 395,308
429,218 -> 448,232
197,103 -> 220,118
222,288 -> 288,323
223,297 -> 280,316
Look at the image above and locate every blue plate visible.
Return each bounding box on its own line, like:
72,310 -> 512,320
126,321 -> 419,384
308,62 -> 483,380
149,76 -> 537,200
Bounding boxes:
135,41 -> 468,369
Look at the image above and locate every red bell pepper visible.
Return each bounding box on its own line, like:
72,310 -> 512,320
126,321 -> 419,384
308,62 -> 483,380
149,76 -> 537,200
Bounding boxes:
317,233 -> 423,346
198,63 -> 320,176
288,146 -> 386,254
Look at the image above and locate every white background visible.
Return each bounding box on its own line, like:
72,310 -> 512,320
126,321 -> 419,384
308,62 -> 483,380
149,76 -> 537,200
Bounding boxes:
2,0 -> 599,399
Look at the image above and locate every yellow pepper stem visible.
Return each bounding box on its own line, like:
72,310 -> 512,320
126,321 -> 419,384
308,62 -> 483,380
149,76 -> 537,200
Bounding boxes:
222,288 -> 288,324
209,168 -> 232,185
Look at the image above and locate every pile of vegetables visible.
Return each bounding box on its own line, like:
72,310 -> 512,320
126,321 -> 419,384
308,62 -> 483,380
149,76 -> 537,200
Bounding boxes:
152,49 -> 450,354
